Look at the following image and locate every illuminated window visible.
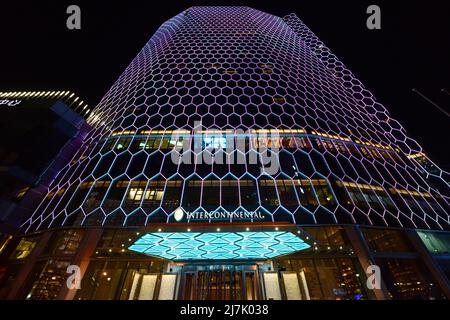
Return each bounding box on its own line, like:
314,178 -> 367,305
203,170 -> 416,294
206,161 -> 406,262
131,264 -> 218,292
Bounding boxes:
258,178 -> 279,209
203,135 -> 227,149
337,181 -> 398,210
130,138 -> 150,150
276,179 -> 298,207
44,229 -> 84,256
379,150 -> 394,163
128,180 -> 149,202
80,181 -> 95,189
82,181 -> 111,211
0,235 -> 12,254
182,178 -> 202,211
323,140 -> 336,152
257,134 -> 304,149
160,136 -> 183,149
239,178 -> 259,210
252,136 -> 281,149
311,179 -> 336,206
101,180 -> 129,212
277,256 -> 368,300
207,63 -> 221,69
162,180 -> 183,211
359,147 -> 373,159
347,190 -> 370,209
372,188 -> 396,209
362,228 -> 414,253
15,186 -> 30,201
295,137 -> 312,149
147,136 -> 162,149
314,138 -> 325,150
417,231 -> 450,254
10,237 -> 38,260
280,137 -> 297,149
116,137 -> 132,150
369,148 -> 381,158
294,179 -> 319,207
202,178 -> 221,210
139,141 -> 148,149
143,181 -> 165,203
222,69 -> 238,74
273,96 -> 286,104
259,63 -> 274,74
27,260 -> 71,300
160,137 -> 171,149
334,142 -> 349,154
221,179 -> 240,210
376,258 -> 444,299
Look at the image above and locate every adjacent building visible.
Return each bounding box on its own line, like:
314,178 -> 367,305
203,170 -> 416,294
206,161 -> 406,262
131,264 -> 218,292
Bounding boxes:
0,90 -> 91,296
0,7 -> 449,300
0,90 -> 92,232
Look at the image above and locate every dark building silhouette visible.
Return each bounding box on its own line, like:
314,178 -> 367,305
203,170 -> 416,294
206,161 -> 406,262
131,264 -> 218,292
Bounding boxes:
0,90 -> 90,234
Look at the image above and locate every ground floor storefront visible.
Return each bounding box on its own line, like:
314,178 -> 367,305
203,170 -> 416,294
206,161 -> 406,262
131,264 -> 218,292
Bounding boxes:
0,224 -> 449,300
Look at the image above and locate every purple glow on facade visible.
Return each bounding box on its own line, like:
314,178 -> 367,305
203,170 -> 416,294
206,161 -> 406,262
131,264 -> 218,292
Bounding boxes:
22,7 -> 449,233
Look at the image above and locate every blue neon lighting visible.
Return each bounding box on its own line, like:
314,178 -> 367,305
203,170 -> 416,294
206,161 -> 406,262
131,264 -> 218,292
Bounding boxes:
128,232 -> 310,260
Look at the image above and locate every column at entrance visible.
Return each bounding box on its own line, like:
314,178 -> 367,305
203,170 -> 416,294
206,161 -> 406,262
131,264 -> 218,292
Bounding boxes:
58,228 -> 103,300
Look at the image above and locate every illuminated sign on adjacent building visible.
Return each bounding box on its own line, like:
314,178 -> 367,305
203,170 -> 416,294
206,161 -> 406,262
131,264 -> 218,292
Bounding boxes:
0,99 -> 21,107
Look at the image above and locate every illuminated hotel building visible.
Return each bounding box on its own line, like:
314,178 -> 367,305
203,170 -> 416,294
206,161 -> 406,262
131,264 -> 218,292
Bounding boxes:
0,7 -> 449,300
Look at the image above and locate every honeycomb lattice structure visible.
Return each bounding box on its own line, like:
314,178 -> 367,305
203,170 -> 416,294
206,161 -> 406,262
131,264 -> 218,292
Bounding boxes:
23,6 -> 450,233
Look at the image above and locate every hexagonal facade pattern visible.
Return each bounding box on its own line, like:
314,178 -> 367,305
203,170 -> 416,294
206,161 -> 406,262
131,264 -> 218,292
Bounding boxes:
23,6 -> 450,232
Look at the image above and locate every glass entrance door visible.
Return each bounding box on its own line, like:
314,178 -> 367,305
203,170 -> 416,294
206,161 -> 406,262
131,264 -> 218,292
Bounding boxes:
179,265 -> 260,300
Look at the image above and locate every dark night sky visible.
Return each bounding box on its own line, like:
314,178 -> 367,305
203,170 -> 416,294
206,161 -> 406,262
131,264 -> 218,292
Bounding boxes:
0,1 -> 449,167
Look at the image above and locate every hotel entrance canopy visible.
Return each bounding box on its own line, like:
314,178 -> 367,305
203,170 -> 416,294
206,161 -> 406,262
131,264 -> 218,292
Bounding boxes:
128,224 -> 311,260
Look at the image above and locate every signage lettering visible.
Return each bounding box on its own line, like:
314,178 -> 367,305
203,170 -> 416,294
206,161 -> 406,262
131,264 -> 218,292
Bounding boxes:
0,99 -> 21,107
174,208 -> 265,222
